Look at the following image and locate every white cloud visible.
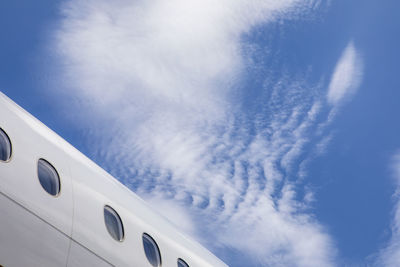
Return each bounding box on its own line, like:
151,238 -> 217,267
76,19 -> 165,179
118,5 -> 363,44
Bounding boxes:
49,0 -> 353,266
143,194 -> 197,237
327,41 -> 363,106
375,152 -> 400,266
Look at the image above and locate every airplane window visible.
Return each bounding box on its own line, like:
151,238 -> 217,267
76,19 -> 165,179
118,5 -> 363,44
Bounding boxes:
0,128 -> 11,161
142,233 -> 161,267
104,205 -> 124,241
178,258 -> 189,267
37,159 -> 60,196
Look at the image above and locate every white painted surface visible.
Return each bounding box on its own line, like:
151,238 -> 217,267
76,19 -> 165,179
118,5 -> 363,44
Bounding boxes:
0,93 -> 74,237
0,193 -> 70,267
0,91 -> 228,267
67,240 -> 112,267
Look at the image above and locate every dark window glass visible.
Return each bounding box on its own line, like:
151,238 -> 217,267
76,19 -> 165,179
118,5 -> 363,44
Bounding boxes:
104,206 -> 124,241
37,159 -> 60,196
142,233 -> 161,267
0,128 -> 11,161
178,258 -> 189,267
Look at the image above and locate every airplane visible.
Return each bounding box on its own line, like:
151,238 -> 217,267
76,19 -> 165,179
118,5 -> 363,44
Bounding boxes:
0,91 -> 228,267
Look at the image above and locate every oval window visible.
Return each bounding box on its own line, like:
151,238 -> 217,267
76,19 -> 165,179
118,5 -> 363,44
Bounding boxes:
104,206 -> 124,241
142,233 -> 161,267
37,159 -> 60,196
178,258 -> 189,267
0,128 -> 12,162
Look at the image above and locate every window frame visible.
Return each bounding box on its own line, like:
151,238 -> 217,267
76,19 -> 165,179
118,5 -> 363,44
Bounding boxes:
37,158 -> 61,197
142,233 -> 162,267
177,258 -> 189,267
103,205 -> 125,242
0,127 -> 12,163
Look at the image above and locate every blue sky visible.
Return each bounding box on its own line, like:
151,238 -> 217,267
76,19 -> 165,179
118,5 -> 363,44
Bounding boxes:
1,0 -> 400,266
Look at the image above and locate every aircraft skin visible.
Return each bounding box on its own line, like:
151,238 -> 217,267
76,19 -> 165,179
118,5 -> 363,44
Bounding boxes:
0,91 -> 228,267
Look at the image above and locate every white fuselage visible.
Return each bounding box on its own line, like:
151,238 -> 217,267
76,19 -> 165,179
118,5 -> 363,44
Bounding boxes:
0,92 -> 228,267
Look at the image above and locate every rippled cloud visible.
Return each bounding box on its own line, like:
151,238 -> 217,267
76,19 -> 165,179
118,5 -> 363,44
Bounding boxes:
51,0 -> 363,266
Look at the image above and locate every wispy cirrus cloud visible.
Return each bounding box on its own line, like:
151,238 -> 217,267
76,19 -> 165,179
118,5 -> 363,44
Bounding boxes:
374,152 -> 400,266
327,41 -> 363,106
51,0 -> 363,266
